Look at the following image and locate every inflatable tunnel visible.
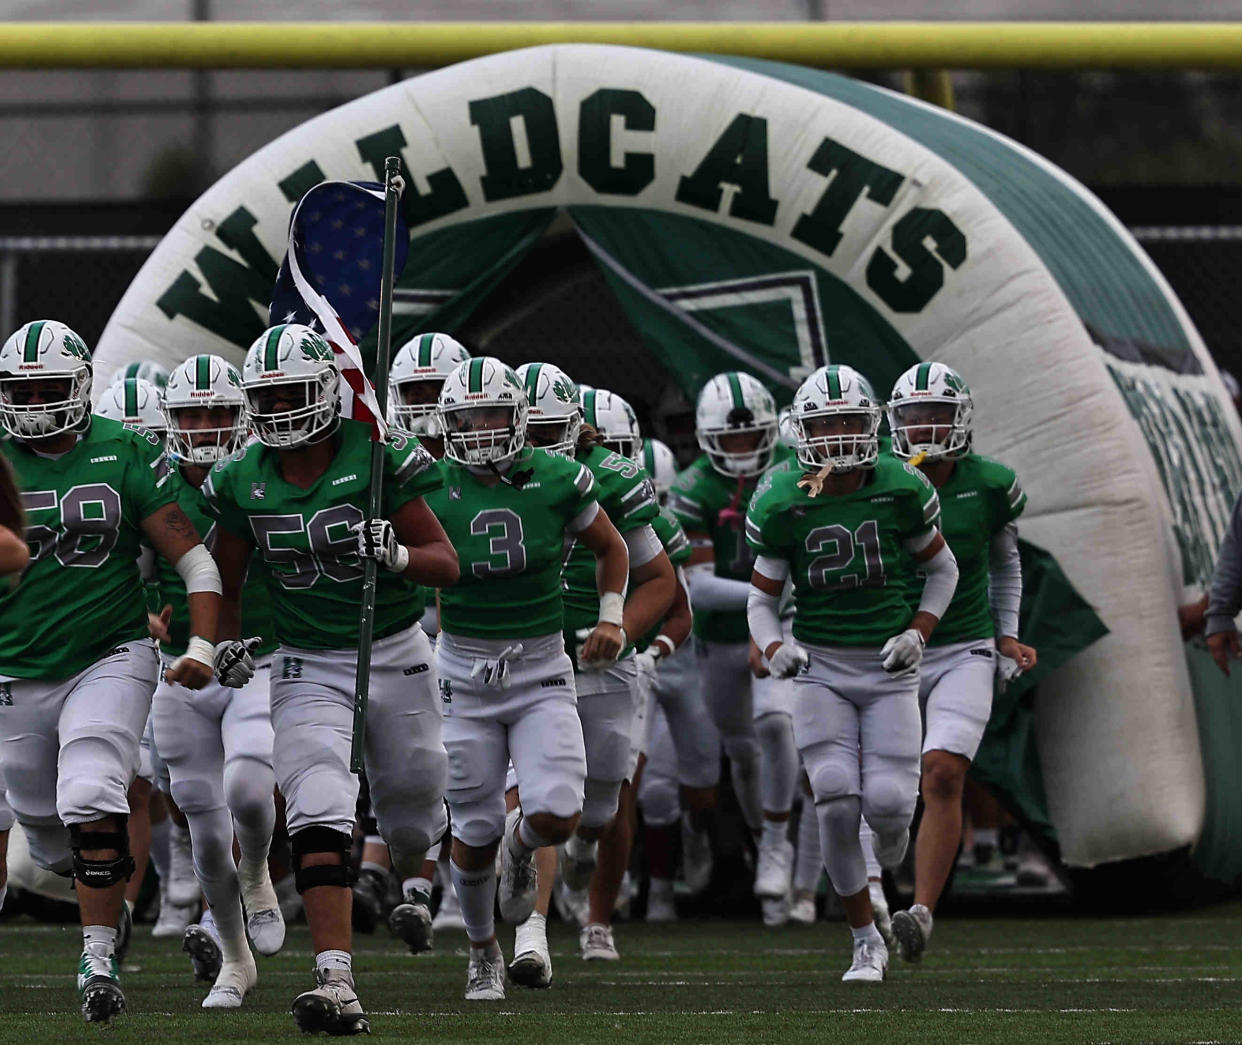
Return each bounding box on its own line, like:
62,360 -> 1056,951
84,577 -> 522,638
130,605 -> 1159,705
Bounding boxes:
95,44 -> 1242,876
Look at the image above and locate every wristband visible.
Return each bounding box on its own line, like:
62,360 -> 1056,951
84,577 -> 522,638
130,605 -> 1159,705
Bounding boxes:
184,635 -> 215,669
598,591 -> 625,627
654,634 -> 677,660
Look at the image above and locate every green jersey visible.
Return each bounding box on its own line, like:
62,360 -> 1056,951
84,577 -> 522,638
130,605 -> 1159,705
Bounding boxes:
204,420 -> 440,651
424,447 -> 597,639
913,452 -> 1026,647
745,455 -> 941,647
0,417 -> 177,679
561,444 -> 660,636
152,467 -> 277,658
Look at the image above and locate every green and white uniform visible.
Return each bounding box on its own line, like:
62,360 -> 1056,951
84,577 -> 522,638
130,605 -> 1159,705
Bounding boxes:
0,417 -> 171,869
424,447 -> 596,848
908,453 -> 1027,759
204,420 -> 448,862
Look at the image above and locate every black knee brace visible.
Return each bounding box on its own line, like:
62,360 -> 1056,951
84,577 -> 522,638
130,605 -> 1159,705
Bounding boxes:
69,818 -> 134,889
290,826 -> 355,894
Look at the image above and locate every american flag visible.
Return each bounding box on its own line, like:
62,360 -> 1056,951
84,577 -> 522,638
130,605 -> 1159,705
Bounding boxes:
270,180 -> 410,441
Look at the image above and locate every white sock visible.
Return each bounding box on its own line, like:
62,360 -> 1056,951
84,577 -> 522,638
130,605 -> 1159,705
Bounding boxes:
315,949 -> 352,975
566,833 -> 596,863
794,799 -> 823,893
82,924 -> 117,957
402,876 -> 432,903
450,859 -> 497,944
850,921 -> 884,948
649,876 -> 674,899
761,817 -> 787,849
149,817 -> 171,882
860,822 -> 882,880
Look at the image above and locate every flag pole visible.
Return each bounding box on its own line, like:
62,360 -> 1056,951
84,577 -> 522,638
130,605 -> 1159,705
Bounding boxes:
351,156 -> 403,774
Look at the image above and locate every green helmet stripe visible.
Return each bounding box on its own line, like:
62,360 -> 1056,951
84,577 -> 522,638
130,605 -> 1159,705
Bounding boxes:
195,355 -> 211,390
726,372 -> 745,410
468,358 -> 484,394
264,326 -> 285,372
523,362 -> 543,404
826,367 -> 842,400
124,378 -> 138,418
583,389 -> 598,428
22,321 -> 45,363
418,333 -> 435,367
125,362 -> 141,380
915,362 -> 932,391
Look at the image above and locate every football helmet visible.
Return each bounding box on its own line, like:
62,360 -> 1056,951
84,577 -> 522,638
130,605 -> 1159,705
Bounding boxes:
108,359 -> 170,391
95,376 -> 166,434
695,371 -> 778,478
777,407 -> 798,449
516,361 -> 580,458
791,364 -> 881,472
388,332 -> 470,436
641,438 -> 677,503
438,357 -> 528,468
162,354 -> 247,465
242,324 -> 339,448
0,319 -> 93,438
584,388 -> 641,461
887,361 -> 973,461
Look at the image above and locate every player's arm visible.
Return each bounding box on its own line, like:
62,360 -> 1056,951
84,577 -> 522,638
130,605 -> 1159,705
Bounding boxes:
140,501 -> 219,690
905,529 -> 957,642
747,556 -> 806,679
619,526 -> 676,643
651,565 -> 693,659
989,521 -> 1037,673
362,496 -> 460,589
575,504 -> 630,664
0,523 -> 28,576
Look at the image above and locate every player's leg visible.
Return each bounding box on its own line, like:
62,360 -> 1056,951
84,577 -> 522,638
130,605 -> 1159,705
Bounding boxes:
269,648 -> 367,1035
790,774 -> 820,924
696,639 -> 762,832
639,700 -> 682,921
752,670 -> 798,920
505,775 -> 558,989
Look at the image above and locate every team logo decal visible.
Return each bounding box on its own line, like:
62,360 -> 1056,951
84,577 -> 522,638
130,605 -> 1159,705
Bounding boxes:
251,482 -> 266,500
282,656 -> 303,680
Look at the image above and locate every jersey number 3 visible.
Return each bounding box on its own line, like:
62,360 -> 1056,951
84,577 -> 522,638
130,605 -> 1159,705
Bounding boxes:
470,508 -> 526,578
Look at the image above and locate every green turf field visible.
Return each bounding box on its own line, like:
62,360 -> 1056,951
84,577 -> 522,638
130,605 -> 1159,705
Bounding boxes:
4,905 -> 1242,1044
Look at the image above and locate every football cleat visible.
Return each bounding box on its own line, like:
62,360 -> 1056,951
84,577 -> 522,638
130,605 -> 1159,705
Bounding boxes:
579,922 -> 619,961
761,894 -> 791,928
497,807 -> 537,924
240,858 -> 286,956
508,915 -> 553,989
78,949 -> 125,1023
553,878 -> 588,928
464,949 -> 506,1001
183,921 -> 224,983
645,884 -> 677,924
202,954 -> 257,1009
891,903 -> 933,964
842,937 -> 888,983
387,889 -> 434,955
754,836 -> 794,899
151,886 -> 197,939
559,836 -> 597,893
291,967 -> 370,1035
869,880 -> 894,949
166,823 -> 200,907
431,880 -> 467,932
680,818 -> 714,895
788,889 -> 817,926
351,867 -> 389,935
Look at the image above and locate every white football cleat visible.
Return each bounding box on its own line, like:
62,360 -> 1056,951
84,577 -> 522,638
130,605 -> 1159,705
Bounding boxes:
183,922 -> 223,983
869,880 -> 894,948
891,903 -> 933,963
152,885 -> 198,939
645,881 -> 677,923
754,836 -> 794,899
202,954 -> 257,1009
559,836 -> 598,893
580,922 -> 619,961
432,881 -> 467,932
841,937 -> 888,983
761,893 -> 791,927
166,824 -> 200,907
291,967 -> 370,1035
788,889 -> 817,925
553,878 -> 589,928
388,892 -> 434,955
509,915 -> 553,988
464,950 -> 506,1001
239,858 -> 285,956
497,807 -> 537,924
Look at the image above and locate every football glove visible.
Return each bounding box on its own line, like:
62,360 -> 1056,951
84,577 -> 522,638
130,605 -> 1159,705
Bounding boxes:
880,628 -> 925,678
996,653 -> 1023,693
768,643 -> 809,679
469,643 -> 525,690
353,518 -> 409,574
214,636 -> 264,688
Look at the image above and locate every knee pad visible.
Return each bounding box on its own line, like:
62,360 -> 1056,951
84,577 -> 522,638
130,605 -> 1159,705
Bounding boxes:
638,772 -> 679,828
861,771 -> 917,839
290,826 -> 354,894
808,757 -> 855,805
22,820 -> 73,876
580,776 -> 622,830
816,795 -> 868,898
68,818 -> 134,889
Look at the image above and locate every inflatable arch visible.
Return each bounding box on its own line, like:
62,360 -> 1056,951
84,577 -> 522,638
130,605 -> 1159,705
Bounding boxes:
97,44 -> 1242,875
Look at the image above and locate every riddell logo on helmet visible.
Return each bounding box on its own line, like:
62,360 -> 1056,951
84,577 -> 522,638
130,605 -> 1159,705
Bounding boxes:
17,363 -> 44,370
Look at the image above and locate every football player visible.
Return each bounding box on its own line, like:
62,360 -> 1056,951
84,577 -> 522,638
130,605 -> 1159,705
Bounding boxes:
107,359 -> 170,393
745,364 -> 958,982
0,321 -> 225,1022
670,372 -> 800,921
204,324 -> 457,1034
388,331 -> 470,461
884,362 -> 1035,963
424,357 -> 629,1000
0,453 -> 29,915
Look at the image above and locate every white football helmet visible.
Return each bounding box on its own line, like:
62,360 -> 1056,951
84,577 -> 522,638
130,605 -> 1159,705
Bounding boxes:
777,407 -> 798,449
584,388 -> 641,461
695,371 -> 778,478
887,361 -> 973,461
388,332 -> 470,436
791,364 -> 881,472
108,359 -> 170,391
242,324 -> 339,448
162,354 -> 248,465
438,357 -> 528,468
0,319 -> 93,438
641,438 -> 677,503
95,376 -> 166,434
516,361 -> 580,458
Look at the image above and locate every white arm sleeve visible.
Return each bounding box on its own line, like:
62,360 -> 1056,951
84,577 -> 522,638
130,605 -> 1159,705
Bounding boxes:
909,539 -> 958,621
685,563 -> 754,612
988,522 -> 1023,638
174,543 -> 222,596
747,585 -> 784,655
622,524 -> 663,570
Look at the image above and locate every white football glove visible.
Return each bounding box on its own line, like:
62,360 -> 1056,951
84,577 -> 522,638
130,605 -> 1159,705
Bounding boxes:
353,518 -> 409,574
574,625 -> 628,671
214,636 -> 263,688
880,628 -> 925,678
469,643 -> 525,690
768,642 -> 810,679
996,653 -> 1023,693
